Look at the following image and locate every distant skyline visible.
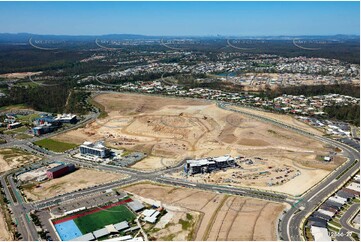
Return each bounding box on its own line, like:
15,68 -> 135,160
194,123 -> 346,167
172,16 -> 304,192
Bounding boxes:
0,1 -> 359,36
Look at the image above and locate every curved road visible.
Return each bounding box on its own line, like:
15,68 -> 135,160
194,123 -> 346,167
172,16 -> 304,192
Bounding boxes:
217,102 -> 360,241
339,204 -> 360,233
0,96 -> 359,241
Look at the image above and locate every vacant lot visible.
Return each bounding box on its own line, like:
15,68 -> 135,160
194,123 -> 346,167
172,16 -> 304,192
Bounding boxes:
33,138 -> 78,152
227,105 -> 324,136
0,207 -> 12,241
0,71 -> 42,79
0,148 -> 41,173
53,93 -> 345,195
22,168 -> 128,201
122,183 -> 285,241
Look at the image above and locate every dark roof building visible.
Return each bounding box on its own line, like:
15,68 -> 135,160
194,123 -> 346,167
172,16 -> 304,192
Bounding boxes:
47,164 -> 76,179
337,190 -> 355,199
320,204 -> 338,214
309,216 -> 328,224
48,164 -> 67,173
324,200 -> 343,209
313,211 -> 332,221
341,187 -> 360,196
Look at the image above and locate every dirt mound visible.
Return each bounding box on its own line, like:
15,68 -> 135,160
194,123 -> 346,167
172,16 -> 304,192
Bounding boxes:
53,93 -> 344,195
94,93 -> 209,115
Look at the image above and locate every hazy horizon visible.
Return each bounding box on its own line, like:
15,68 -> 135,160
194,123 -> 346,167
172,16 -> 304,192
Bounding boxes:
0,1 -> 359,36
0,32 -> 360,37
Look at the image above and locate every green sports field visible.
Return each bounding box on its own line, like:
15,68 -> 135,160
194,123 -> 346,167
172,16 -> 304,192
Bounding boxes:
33,138 -> 78,152
73,205 -> 136,234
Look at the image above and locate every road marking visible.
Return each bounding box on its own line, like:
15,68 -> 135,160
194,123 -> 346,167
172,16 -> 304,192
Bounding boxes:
308,179 -> 337,201
287,213 -> 296,240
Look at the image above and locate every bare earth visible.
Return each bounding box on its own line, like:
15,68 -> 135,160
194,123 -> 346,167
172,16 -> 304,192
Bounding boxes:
0,207 -> 12,241
22,168 -> 129,201
123,183 -> 285,241
0,148 -> 42,173
0,72 -> 42,79
53,93 -> 346,195
227,105 -> 324,136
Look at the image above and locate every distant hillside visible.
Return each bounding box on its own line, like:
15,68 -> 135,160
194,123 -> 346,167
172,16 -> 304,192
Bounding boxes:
0,33 -> 359,43
0,33 -> 160,43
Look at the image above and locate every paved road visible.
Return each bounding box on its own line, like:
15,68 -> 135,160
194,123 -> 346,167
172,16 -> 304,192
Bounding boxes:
335,229 -> 353,241
1,97 -> 359,241
216,102 -> 360,241
340,203 -> 360,233
0,173 -> 37,241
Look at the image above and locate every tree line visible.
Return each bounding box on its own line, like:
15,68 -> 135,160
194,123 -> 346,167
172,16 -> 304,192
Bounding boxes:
0,85 -> 91,115
324,105 -> 359,126
263,84 -> 360,99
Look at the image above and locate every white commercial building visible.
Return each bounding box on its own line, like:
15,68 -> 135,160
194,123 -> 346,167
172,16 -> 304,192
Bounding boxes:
54,113 -> 77,123
79,141 -> 110,158
142,209 -> 160,223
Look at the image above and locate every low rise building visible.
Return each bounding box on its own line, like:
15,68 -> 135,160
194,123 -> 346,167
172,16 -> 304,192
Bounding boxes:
310,225 -> 331,241
93,228 -> 110,239
32,123 -> 59,136
113,221 -> 130,231
127,200 -> 144,212
46,163 -> 76,179
141,209 -> 160,223
346,182 -> 360,192
54,113 -> 77,124
79,141 -> 111,158
185,155 -> 236,175
73,233 -> 95,241
7,122 -> 21,129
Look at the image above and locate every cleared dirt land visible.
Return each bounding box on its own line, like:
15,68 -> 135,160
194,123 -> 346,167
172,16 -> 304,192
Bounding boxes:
0,207 -> 12,241
0,148 -> 42,173
53,93 -> 346,195
122,183 -> 285,241
227,105 -> 324,136
0,71 -> 42,79
22,168 -> 129,201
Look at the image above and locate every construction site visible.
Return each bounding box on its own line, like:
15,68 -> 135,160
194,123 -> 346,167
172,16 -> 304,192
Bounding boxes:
52,93 -> 347,195
122,182 -> 285,241
19,166 -> 129,201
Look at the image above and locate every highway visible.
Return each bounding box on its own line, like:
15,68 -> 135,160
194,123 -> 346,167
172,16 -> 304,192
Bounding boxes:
0,97 -> 359,241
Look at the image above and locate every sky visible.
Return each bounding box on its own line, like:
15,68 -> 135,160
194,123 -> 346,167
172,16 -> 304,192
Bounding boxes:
0,1 -> 359,36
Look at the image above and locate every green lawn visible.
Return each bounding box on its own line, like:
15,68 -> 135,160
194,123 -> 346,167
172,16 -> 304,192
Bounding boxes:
16,113 -> 40,124
328,220 -> 342,229
33,138 -> 78,152
73,205 -> 135,234
0,104 -> 29,111
4,126 -> 29,134
0,148 -> 29,159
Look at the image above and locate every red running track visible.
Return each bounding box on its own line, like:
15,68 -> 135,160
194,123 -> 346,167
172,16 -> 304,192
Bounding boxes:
52,198 -> 133,225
